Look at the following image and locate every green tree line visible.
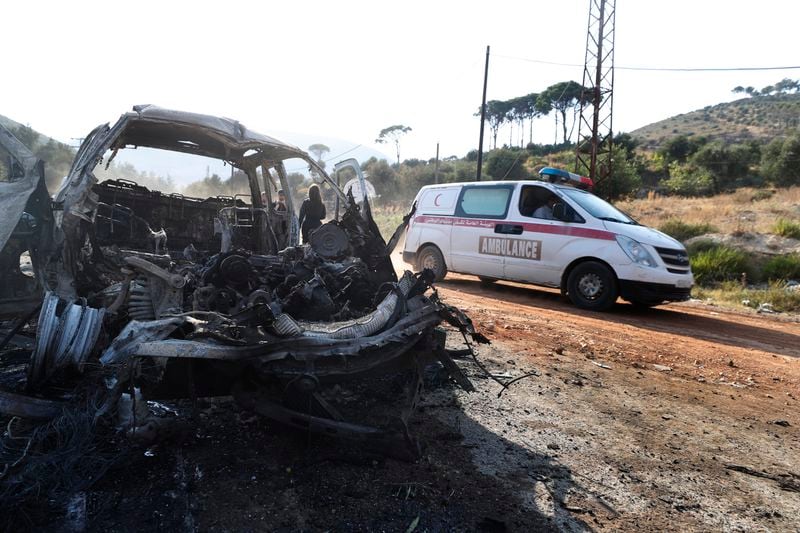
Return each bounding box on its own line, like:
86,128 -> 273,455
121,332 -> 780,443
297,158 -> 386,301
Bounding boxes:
476,81 -> 586,149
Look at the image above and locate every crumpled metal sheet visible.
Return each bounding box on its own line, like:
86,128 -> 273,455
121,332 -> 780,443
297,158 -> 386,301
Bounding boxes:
99,317 -> 185,366
127,294 -> 443,365
0,125 -> 41,255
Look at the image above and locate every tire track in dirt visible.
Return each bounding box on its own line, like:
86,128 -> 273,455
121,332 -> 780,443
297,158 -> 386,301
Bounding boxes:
437,275 -> 800,359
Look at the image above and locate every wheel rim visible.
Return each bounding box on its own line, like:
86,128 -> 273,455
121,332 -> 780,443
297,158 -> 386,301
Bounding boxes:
421,253 -> 438,271
578,272 -> 604,300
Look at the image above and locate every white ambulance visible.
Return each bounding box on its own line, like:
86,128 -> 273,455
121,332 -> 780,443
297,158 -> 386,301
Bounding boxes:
402,169 -> 693,311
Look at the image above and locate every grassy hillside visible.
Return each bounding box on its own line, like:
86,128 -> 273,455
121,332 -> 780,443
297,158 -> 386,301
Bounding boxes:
631,94 -> 800,151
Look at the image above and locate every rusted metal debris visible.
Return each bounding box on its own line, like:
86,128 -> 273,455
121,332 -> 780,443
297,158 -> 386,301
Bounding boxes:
0,106 -> 486,469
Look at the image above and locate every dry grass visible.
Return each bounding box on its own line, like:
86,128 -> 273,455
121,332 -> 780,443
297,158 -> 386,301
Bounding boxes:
371,204 -> 409,241
617,186 -> 800,235
693,281 -> 800,313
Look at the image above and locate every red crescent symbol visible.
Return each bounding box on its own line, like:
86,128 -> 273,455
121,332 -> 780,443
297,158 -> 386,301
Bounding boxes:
434,193 -> 442,207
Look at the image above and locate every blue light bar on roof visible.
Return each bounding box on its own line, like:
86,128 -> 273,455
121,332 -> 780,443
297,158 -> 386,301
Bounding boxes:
538,167 -> 594,190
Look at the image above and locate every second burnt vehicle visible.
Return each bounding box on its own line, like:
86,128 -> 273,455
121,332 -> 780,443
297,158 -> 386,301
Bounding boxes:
0,105 -> 485,460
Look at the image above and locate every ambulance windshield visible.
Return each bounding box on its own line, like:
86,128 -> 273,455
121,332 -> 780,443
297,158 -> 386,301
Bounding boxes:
559,188 -> 636,225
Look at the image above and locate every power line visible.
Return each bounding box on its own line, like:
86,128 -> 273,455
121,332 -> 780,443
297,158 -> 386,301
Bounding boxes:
285,144 -> 364,173
618,65 -> 800,73
494,53 -> 800,72
324,143 -> 363,162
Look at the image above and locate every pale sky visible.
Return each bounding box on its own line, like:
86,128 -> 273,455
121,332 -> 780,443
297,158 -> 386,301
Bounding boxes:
4,0 -> 799,177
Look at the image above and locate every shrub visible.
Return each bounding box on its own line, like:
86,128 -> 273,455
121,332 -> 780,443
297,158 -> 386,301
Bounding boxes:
685,239 -> 720,256
485,148 -> 530,180
690,142 -> 759,191
663,162 -> 715,196
659,219 -> 717,242
749,189 -> 774,201
772,218 -> 800,239
690,245 -> 752,285
761,254 -> 800,281
693,281 -> 800,313
592,147 -> 643,200
761,134 -> 800,187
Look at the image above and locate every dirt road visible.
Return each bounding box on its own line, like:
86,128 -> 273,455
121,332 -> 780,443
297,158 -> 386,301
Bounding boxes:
431,275 -> 800,531
77,274 -> 800,532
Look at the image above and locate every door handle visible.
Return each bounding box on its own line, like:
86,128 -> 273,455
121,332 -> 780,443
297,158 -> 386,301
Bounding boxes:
494,223 -> 523,235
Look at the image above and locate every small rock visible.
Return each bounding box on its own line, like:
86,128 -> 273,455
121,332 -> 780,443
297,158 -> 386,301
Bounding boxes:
547,443 -> 560,450
653,364 -> 672,372
554,347 -> 564,355
727,360 -> 736,368
773,420 -> 791,427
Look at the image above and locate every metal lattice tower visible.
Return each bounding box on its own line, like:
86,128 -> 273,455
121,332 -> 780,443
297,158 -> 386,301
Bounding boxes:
575,0 -> 616,186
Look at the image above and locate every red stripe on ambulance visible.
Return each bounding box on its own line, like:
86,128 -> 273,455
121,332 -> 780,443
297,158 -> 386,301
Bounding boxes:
413,215 -> 615,241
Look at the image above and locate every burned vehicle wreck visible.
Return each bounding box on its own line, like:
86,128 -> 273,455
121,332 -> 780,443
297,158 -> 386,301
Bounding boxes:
0,104 -> 487,490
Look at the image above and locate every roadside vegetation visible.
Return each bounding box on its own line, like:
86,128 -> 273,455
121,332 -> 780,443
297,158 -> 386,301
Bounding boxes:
693,281 -> 800,314
773,218 -> 800,239
623,189 -> 800,313
657,220 -> 718,242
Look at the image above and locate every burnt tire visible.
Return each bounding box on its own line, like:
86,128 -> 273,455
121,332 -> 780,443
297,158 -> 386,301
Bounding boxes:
417,245 -> 447,281
566,261 -> 618,311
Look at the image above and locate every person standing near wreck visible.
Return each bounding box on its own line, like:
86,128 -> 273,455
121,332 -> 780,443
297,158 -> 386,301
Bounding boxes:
298,184 -> 326,242
273,189 -> 287,212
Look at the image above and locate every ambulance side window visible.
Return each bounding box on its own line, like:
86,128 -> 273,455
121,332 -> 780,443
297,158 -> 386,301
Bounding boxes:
455,185 -> 513,219
519,185 -> 585,223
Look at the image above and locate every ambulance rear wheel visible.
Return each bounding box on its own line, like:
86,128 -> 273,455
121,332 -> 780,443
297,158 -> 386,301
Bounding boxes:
566,261 -> 618,311
417,245 -> 447,281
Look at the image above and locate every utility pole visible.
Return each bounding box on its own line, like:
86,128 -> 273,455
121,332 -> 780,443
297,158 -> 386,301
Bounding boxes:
476,45 -> 490,181
434,142 -> 440,184
575,0 -> 616,189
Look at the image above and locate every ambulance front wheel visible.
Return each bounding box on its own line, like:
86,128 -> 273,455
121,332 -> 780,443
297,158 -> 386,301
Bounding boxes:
417,245 -> 447,281
566,261 -> 618,311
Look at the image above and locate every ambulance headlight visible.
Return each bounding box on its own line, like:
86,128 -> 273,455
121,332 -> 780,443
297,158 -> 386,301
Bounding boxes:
616,235 -> 657,267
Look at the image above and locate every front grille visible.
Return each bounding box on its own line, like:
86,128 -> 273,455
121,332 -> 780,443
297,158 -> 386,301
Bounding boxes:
655,246 -> 691,274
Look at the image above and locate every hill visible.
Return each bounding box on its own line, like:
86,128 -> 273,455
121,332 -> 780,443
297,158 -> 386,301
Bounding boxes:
631,93 -> 800,151
0,113 -> 70,149
0,114 -> 77,190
